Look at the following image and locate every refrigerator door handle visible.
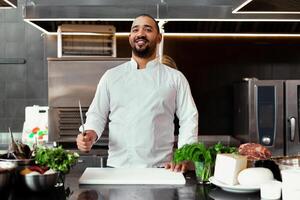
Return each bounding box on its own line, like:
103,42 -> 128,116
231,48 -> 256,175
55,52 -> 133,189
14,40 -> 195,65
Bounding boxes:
289,117 -> 296,142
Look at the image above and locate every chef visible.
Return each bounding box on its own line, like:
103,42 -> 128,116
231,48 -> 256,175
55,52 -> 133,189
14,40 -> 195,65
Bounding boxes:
77,14 -> 198,172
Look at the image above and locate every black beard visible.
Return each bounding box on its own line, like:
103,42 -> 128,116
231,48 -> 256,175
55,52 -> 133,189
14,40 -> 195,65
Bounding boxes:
131,36 -> 156,58
132,46 -> 153,58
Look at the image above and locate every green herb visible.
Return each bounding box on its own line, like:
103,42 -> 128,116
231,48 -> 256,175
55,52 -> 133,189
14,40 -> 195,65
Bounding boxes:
173,143 -> 206,164
208,142 -> 238,165
173,142 -> 237,182
34,146 -> 79,174
173,142 -> 237,164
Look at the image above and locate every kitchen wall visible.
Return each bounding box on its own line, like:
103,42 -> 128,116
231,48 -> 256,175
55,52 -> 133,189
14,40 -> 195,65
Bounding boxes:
1,2 -> 300,135
117,36 -> 300,135
47,35 -> 300,135
0,0 -> 47,132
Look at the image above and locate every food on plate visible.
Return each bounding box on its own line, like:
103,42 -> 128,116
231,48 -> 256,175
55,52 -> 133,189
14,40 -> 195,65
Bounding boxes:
237,167 -> 274,186
214,153 -> 247,185
238,143 -> 272,160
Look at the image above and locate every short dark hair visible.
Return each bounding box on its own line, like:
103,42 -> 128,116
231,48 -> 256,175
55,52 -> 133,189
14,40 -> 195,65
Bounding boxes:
133,14 -> 160,34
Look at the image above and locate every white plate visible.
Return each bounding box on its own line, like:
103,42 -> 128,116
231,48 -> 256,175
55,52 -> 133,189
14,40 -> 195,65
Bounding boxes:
209,176 -> 260,193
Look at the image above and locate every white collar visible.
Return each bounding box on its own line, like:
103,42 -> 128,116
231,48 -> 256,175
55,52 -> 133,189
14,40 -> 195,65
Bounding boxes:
130,57 -> 159,70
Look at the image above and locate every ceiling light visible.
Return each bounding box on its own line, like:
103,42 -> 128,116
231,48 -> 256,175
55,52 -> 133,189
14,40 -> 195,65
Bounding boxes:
233,0 -> 300,14
0,0 -> 17,9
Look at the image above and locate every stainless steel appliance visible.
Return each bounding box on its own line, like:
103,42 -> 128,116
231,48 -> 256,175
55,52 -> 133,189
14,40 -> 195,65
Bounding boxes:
233,78 -> 300,156
48,57 -> 129,147
57,24 -> 116,58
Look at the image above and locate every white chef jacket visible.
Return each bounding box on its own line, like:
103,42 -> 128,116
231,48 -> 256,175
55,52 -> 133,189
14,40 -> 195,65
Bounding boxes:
84,58 -> 198,168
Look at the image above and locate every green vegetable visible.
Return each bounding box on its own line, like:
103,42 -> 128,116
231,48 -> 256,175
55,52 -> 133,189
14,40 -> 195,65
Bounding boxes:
34,146 -> 79,174
173,142 -> 238,182
208,142 -> 238,165
173,142 -> 237,164
173,143 -> 207,164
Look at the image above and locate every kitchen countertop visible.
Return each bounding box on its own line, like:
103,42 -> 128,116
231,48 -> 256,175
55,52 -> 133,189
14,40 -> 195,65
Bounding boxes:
1,156 -> 266,200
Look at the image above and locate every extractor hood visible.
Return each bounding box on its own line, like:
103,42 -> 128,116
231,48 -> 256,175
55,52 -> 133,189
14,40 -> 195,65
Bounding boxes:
233,0 -> 300,14
0,0 -> 17,8
23,0 -> 300,34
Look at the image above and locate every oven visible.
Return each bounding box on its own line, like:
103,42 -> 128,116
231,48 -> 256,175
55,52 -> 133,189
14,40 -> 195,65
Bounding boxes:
233,78 -> 300,156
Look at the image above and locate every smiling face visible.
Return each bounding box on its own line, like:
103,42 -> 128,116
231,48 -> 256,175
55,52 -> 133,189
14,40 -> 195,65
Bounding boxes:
129,16 -> 162,59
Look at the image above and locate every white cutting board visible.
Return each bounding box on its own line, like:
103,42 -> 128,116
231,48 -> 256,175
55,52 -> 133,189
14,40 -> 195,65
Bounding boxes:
79,167 -> 186,185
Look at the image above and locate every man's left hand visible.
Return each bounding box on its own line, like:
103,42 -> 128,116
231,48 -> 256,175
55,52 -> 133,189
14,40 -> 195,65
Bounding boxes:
164,161 -> 192,173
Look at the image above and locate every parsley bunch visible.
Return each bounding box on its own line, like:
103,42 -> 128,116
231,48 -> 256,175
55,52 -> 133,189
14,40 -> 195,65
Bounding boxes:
34,146 -> 79,174
173,142 -> 237,164
173,142 -> 237,182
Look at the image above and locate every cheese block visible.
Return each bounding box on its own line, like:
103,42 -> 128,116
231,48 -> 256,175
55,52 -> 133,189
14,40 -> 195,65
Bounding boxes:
214,153 -> 247,185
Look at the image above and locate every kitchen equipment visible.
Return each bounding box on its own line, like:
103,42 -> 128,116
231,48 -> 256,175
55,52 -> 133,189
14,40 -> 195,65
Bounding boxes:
78,100 -> 85,136
48,58 -> 129,147
0,154 -> 34,179
79,168 -> 186,185
208,176 -> 260,193
233,78 -> 300,156
0,161 -> 16,189
22,105 -> 49,147
8,127 -> 18,159
281,169 -> 300,200
260,180 -> 282,200
20,172 -> 59,191
272,155 -> 300,170
57,24 -> 116,57
0,156 -> 33,167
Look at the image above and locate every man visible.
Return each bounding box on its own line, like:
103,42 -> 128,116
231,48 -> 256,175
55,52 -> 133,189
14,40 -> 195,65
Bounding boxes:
77,14 -> 198,172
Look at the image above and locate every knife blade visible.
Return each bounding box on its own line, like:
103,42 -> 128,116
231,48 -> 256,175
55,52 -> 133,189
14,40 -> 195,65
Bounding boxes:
79,100 -> 86,136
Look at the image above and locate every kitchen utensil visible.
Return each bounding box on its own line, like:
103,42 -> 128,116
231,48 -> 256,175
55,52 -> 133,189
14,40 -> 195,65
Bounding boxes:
281,169 -> 300,200
0,161 -> 16,189
79,168 -> 186,185
272,155 -> 300,170
260,180 -> 282,200
7,127 -> 18,159
0,154 -> 34,166
209,176 -> 260,193
20,171 -> 59,191
79,100 -> 86,136
0,153 -> 34,181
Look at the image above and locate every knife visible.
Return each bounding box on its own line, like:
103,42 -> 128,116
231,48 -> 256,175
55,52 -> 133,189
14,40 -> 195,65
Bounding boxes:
79,100 -> 86,136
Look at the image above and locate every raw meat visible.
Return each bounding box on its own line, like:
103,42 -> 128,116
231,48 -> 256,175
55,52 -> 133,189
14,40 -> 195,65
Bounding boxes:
238,143 -> 272,160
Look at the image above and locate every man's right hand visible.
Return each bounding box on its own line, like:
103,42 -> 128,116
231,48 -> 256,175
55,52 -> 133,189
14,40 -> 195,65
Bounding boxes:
76,130 -> 98,152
